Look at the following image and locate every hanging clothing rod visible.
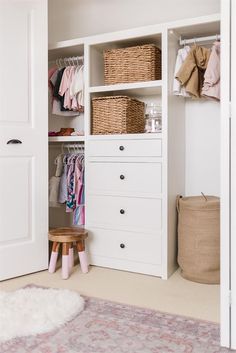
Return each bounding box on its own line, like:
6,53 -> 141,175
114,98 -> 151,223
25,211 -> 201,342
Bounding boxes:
179,34 -> 220,46
53,55 -> 84,68
63,143 -> 84,148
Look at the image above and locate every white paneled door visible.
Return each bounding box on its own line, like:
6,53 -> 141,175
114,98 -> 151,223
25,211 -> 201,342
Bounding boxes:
0,0 -> 48,280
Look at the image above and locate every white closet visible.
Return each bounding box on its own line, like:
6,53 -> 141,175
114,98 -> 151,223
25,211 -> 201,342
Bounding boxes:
48,14 -> 220,279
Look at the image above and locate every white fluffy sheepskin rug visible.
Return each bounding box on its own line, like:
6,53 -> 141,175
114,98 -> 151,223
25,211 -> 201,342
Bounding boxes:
0,287 -> 84,342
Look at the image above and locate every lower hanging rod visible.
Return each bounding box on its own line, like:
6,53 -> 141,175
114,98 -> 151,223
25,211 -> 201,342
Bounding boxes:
179,34 -> 220,46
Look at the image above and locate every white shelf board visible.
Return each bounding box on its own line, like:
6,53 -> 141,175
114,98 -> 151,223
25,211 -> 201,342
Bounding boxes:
88,133 -> 162,140
48,136 -> 85,143
89,80 -> 162,96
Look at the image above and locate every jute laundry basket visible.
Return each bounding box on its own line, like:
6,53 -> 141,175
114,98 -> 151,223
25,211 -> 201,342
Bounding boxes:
177,195 -> 220,284
104,44 -> 162,85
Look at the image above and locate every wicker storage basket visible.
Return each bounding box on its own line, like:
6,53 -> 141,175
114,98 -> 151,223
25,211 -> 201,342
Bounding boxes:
92,96 -> 145,135
177,195 -> 220,284
104,44 -> 162,85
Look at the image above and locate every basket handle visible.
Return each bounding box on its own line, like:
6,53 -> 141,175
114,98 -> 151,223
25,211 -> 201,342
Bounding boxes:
201,192 -> 208,201
176,195 -> 182,213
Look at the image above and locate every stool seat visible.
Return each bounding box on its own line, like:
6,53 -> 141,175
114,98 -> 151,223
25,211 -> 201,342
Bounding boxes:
49,227 -> 88,243
48,227 -> 89,279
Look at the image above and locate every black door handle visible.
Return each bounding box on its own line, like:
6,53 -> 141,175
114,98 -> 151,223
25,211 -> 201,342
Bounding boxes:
119,145 -> 125,151
120,209 -> 125,214
7,139 -> 22,144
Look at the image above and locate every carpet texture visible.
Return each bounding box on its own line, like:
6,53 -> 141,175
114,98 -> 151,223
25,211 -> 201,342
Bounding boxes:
0,287 -> 84,342
0,294 -> 233,353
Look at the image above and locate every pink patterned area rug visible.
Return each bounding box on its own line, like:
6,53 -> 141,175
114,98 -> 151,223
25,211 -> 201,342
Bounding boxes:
0,294 -> 233,353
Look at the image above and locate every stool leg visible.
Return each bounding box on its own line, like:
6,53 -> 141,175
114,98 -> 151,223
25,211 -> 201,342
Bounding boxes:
69,243 -> 74,271
62,243 -> 70,279
77,240 -> 88,274
49,242 -> 60,273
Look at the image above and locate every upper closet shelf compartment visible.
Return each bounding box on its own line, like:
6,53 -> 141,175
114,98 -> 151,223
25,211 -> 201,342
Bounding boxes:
48,38 -> 85,61
89,80 -> 162,96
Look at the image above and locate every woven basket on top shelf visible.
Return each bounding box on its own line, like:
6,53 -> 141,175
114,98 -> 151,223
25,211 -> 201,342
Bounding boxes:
92,96 -> 145,135
104,44 -> 162,85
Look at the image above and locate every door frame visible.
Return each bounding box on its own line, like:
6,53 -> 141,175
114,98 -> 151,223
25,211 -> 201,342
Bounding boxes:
229,0 -> 236,349
221,0 -> 231,348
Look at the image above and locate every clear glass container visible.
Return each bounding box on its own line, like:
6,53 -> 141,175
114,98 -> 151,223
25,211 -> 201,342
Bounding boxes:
145,103 -> 162,133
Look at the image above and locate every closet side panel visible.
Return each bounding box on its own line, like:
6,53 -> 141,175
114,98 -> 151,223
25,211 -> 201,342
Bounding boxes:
166,31 -> 186,278
185,100 -> 220,196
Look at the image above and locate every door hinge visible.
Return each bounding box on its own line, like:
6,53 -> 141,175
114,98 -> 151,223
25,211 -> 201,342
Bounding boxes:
229,290 -> 232,306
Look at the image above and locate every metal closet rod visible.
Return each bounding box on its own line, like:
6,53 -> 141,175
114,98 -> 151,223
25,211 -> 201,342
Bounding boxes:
63,143 -> 84,148
55,55 -> 84,67
179,34 -> 220,46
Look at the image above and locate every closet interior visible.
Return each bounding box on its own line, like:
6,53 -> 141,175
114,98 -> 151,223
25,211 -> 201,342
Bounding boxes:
48,14 -> 220,279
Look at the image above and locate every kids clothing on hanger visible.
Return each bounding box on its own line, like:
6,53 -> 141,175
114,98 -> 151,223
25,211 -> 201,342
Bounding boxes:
175,45 -> 211,98
49,68 -> 79,116
173,46 -> 191,97
202,41 -> 221,101
70,65 -> 84,110
48,58 -> 85,117
49,150 -> 85,226
49,176 -> 61,208
59,66 -> 76,110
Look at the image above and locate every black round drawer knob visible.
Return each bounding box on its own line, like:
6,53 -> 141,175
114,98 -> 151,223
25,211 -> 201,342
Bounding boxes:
120,243 -> 125,249
119,145 -> 125,151
120,174 -> 125,180
120,209 -> 125,214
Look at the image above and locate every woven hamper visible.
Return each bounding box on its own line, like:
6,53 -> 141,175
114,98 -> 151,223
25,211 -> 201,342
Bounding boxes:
104,44 -> 162,85
92,96 -> 145,134
177,195 -> 220,284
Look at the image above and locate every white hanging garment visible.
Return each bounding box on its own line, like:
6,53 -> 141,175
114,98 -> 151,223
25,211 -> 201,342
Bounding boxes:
49,176 -> 61,208
173,46 -> 191,97
70,65 -> 84,109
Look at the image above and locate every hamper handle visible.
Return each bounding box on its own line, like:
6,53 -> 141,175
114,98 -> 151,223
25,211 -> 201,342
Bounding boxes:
201,192 -> 208,201
176,195 -> 182,213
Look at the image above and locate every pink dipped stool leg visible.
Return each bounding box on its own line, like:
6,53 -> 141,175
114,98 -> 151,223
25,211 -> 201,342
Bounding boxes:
49,242 -> 59,273
77,240 -> 88,273
62,243 -> 70,279
69,243 -> 74,271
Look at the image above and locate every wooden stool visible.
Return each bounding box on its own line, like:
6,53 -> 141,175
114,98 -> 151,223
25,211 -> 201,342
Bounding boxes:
48,227 -> 89,279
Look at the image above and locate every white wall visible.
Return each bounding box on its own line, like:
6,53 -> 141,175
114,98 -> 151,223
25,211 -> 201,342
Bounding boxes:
48,0 -> 220,43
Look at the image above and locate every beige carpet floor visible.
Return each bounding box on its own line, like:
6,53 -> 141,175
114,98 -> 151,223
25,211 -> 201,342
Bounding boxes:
0,266 -> 219,323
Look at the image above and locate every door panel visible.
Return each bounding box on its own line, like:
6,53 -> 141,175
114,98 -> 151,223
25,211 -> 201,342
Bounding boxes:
0,157 -> 32,243
0,0 -> 48,281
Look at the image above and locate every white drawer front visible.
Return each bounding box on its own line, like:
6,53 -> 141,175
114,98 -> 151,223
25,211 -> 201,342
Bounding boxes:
88,228 -> 162,265
87,162 -> 162,197
88,139 -> 162,157
87,195 -> 162,233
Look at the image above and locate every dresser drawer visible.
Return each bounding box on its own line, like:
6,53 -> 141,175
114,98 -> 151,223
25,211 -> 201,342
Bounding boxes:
88,228 -> 162,265
87,161 -> 162,197
86,195 -> 162,233
87,139 -> 162,157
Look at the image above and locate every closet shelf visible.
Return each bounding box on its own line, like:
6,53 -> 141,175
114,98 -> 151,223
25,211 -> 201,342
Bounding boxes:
89,80 -> 162,96
48,136 -> 85,143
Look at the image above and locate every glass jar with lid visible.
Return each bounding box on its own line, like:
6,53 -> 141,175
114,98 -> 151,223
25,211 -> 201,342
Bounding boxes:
145,103 -> 162,133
